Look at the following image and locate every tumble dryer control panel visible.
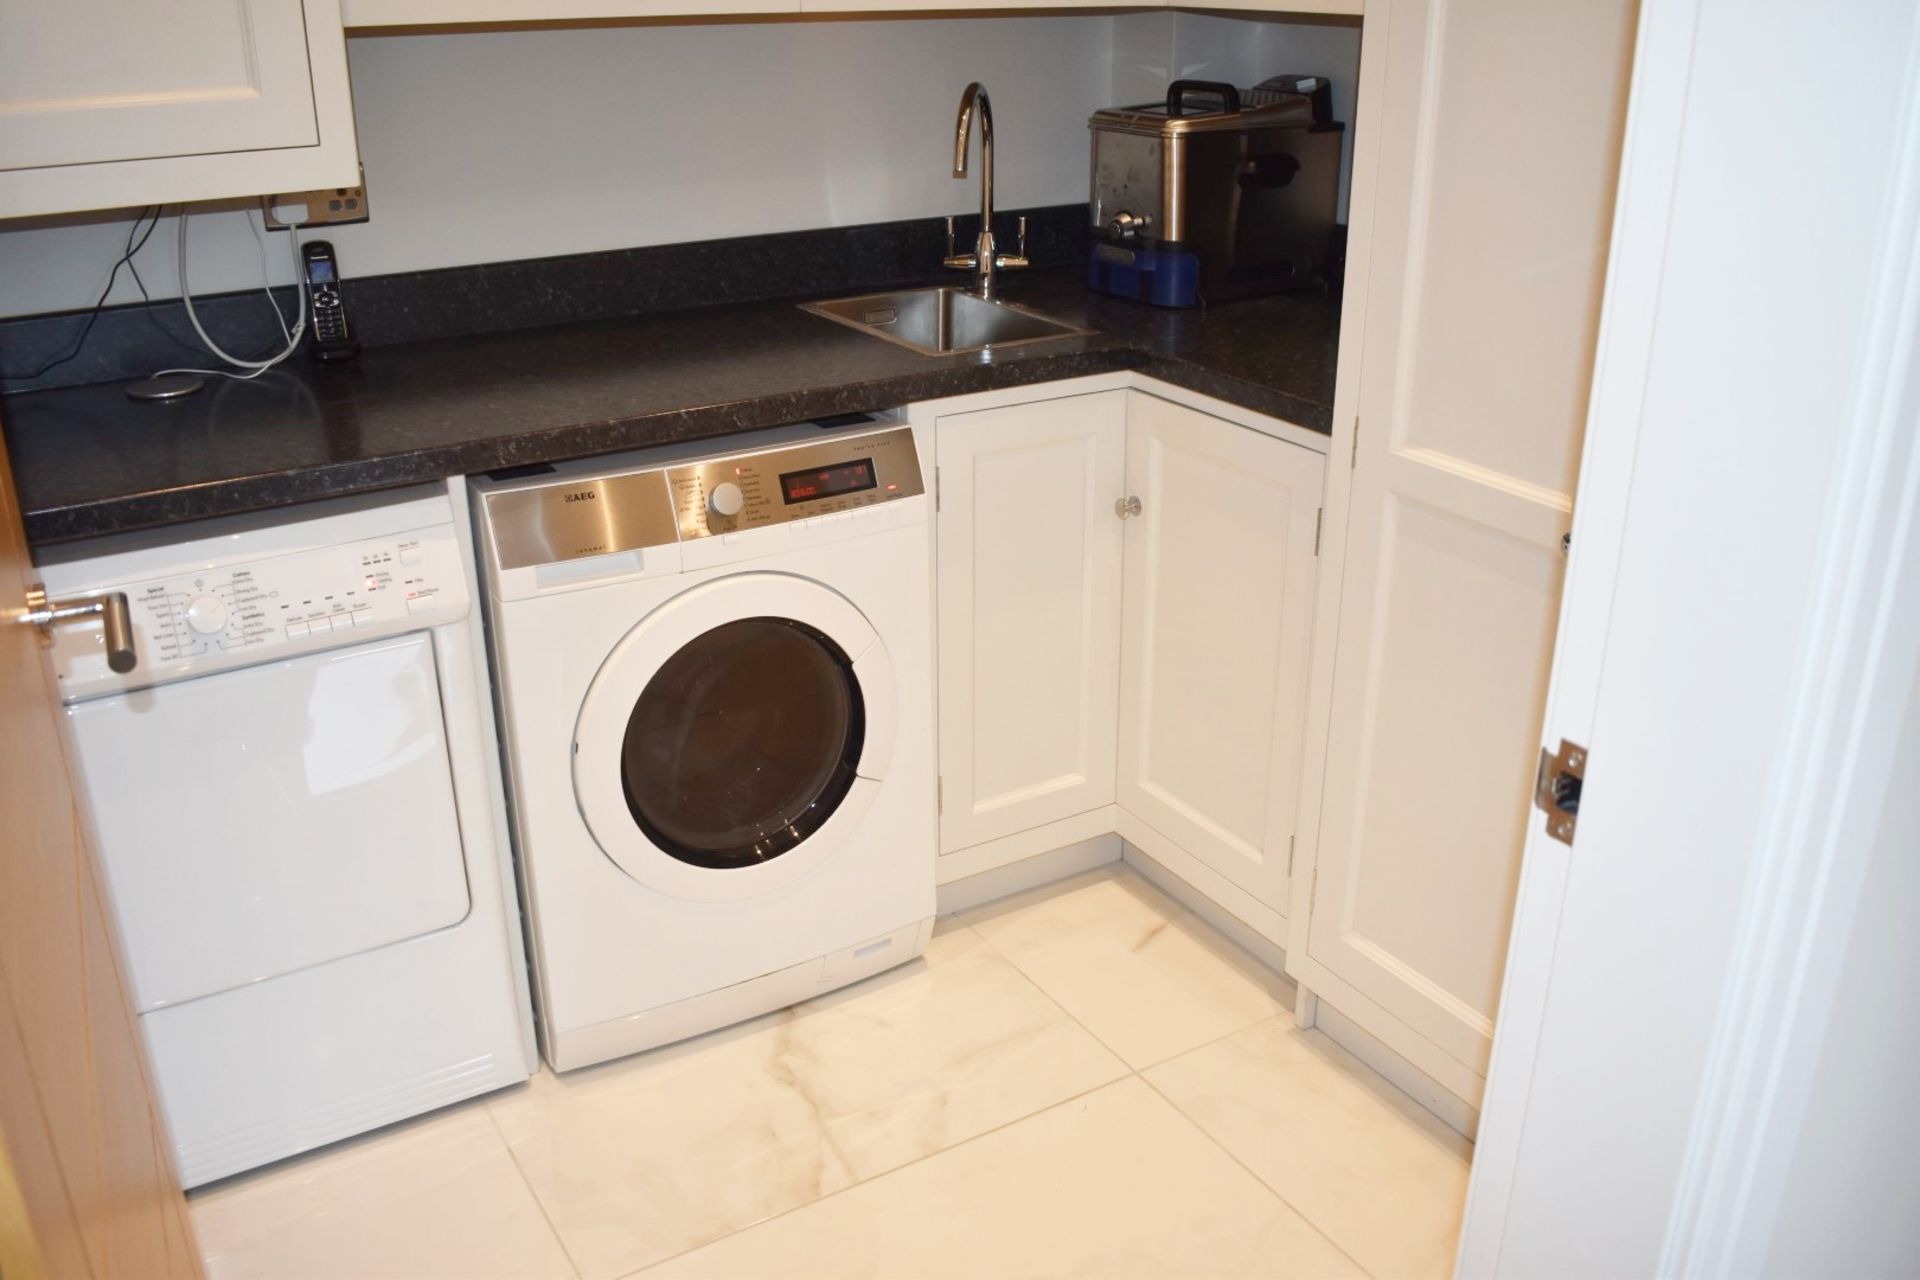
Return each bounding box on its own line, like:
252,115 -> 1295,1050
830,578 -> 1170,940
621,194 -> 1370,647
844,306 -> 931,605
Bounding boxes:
669,426 -> 925,541
46,524 -> 469,701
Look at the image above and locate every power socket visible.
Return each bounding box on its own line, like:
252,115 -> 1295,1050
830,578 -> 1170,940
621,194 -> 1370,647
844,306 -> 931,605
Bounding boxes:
261,168 -> 370,230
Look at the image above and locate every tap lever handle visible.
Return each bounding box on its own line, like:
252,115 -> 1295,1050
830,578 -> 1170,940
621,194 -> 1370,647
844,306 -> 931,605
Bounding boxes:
944,217 -> 980,270
993,218 -> 1030,271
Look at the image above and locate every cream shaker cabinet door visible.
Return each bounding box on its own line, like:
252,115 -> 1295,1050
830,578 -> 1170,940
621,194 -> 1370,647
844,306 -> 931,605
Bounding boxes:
0,0 -> 358,218
1294,0 -> 1635,1094
935,391 -> 1127,855
1117,394 -> 1322,931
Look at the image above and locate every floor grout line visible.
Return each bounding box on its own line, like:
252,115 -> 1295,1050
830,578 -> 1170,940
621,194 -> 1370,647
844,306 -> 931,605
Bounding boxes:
1129,1008 -> 1288,1073
483,1102 -> 587,1280
960,869 -> 1379,1276
569,914 -> 1142,1279
962,865 -> 1288,1074
606,1074 -> 1136,1280
1136,1070 -> 1378,1280
957,897 -> 1141,1071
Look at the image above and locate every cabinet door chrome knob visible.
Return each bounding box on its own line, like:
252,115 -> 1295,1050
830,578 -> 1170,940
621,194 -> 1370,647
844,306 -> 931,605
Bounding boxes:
1115,496 -> 1143,520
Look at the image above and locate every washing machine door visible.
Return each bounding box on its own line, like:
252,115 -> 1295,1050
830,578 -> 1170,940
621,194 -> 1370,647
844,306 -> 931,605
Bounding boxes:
572,572 -> 896,902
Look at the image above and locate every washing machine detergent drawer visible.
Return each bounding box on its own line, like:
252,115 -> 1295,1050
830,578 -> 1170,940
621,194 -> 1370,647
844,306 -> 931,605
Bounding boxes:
66,632 -> 471,1013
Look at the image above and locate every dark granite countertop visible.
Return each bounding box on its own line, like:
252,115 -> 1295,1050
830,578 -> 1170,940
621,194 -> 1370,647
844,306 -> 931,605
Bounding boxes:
1,268 -> 1338,546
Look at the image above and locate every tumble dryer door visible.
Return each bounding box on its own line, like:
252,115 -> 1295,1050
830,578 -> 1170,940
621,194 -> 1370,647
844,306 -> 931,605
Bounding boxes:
572,572 -> 897,903
65,633 -> 473,1013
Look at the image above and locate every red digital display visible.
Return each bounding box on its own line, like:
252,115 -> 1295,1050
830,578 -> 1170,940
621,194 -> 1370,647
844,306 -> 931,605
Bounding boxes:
779,458 -> 877,505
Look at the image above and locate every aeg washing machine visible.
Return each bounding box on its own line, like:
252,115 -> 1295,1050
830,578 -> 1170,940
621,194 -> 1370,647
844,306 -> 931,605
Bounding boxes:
473,417 -> 936,1070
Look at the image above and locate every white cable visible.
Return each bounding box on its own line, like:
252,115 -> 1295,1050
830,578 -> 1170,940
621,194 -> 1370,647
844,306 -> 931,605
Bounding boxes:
154,207 -> 307,382
249,206 -> 294,346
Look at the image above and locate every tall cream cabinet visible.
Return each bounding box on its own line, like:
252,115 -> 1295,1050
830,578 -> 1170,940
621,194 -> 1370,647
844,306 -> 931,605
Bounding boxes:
931,382 -> 1327,939
0,0 -> 359,219
1289,0 -> 1639,1106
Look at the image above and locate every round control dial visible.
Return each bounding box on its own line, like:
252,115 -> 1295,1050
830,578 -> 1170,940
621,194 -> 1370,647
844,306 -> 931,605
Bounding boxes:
708,482 -> 745,518
185,595 -> 229,636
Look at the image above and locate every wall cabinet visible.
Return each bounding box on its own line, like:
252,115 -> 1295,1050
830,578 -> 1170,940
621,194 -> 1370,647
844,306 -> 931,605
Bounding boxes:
0,0 -> 360,219
934,385 -> 1324,938
1116,392 -> 1322,936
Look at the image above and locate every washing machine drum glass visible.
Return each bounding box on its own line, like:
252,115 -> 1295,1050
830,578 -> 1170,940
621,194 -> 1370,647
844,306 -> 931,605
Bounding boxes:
619,617 -> 865,868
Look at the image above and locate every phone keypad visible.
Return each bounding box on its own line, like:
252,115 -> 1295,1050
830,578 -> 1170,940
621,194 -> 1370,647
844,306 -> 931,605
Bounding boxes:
313,287 -> 349,345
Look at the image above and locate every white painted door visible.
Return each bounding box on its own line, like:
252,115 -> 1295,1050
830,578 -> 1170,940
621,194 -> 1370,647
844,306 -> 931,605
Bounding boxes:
0,0 -> 359,219
1291,0 -> 1637,1096
0,414 -> 203,1280
1460,2 -> 1920,1272
1116,393 -> 1322,936
935,391 -> 1126,854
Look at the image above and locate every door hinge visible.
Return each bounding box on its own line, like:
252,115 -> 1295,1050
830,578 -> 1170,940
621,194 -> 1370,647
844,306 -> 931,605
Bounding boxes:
1534,739 -> 1586,846
1313,508 -> 1323,555
937,776 -> 943,814
1350,416 -> 1360,469
934,466 -> 941,512
1286,834 -> 1296,878
1309,868 -> 1318,913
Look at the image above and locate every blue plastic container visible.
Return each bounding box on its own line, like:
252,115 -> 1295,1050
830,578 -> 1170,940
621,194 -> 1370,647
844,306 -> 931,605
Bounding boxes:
1087,241 -> 1203,309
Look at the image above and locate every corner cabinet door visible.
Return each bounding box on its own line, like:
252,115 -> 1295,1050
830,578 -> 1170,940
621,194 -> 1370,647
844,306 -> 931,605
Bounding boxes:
935,391 -> 1127,854
1295,0 -> 1636,1095
1117,394 -> 1322,934
0,0 -> 358,218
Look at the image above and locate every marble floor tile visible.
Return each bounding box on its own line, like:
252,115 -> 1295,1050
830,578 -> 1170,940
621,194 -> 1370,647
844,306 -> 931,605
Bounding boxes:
962,867 -> 1291,1068
491,926 -> 1128,1279
641,1077 -> 1363,1279
1145,1017 -> 1473,1279
190,1106 -> 575,1280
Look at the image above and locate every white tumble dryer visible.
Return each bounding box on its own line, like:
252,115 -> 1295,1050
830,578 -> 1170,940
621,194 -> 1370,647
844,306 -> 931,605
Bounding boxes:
38,484 -> 537,1187
473,416 -> 937,1071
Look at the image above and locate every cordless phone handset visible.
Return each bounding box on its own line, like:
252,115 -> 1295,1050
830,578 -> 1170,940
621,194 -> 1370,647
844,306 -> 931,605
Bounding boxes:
302,240 -> 359,364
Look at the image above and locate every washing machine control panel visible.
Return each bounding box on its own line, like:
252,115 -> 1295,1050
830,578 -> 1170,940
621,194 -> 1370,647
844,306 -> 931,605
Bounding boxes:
668,426 -> 924,541
48,525 -> 469,700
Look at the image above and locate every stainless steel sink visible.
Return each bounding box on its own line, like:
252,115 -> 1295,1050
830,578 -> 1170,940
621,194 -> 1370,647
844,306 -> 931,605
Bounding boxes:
802,288 -> 1087,356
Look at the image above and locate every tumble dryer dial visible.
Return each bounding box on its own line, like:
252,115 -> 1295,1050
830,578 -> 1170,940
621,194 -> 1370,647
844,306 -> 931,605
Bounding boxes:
185,595 -> 230,635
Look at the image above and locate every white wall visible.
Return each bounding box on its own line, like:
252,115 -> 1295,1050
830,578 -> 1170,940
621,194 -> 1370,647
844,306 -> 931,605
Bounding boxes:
0,11 -> 1355,320
0,16 -> 1117,318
